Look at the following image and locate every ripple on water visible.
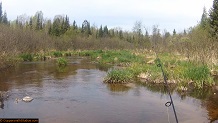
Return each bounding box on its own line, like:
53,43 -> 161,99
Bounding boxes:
0,57 -> 217,123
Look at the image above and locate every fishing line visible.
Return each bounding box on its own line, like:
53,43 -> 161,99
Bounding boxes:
166,106 -> 170,123
152,46 -> 179,123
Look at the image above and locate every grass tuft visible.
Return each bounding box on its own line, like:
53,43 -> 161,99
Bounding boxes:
104,69 -> 134,84
56,57 -> 67,66
20,53 -> 33,61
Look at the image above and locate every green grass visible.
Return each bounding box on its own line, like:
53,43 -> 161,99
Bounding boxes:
56,57 -> 67,66
101,50 -> 215,89
52,51 -> 63,57
18,50 -> 216,89
20,53 -> 33,61
182,64 -> 213,88
74,50 -> 144,65
104,69 -> 134,84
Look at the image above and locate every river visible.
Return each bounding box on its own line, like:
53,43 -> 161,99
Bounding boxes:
0,57 -> 217,123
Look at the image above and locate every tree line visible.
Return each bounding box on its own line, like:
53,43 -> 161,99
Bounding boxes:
0,0 -> 218,66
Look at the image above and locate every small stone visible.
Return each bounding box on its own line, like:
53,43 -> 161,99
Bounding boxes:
22,96 -> 33,102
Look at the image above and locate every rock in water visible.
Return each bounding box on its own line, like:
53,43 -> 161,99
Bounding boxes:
22,96 -> 33,102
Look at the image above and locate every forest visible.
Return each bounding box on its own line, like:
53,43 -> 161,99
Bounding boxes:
0,1 -> 218,88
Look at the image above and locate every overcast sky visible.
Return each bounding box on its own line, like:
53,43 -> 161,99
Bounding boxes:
0,0 -> 213,33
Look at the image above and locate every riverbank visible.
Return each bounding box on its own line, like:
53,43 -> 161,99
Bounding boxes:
1,49 -> 218,89
76,50 -> 218,90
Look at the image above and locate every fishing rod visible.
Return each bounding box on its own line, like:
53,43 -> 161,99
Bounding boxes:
153,46 -> 179,123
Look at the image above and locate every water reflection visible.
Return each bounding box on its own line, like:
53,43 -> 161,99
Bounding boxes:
142,83 -> 218,122
141,83 -> 176,94
0,97 -> 4,109
0,56 -> 217,122
107,84 -> 130,92
201,93 -> 218,122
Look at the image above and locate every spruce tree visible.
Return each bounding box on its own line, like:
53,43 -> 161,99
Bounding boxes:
64,15 -> 70,31
98,25 -> 103,38
36,14 -> 40,30
200,7 -> 208,29
184,29 -> 187,35
2,11 -> 8,24
29,17 -> 33,29
52,17 -> 61,36
173,29 -> 176,36
209,0 -> 218,37
0,2 -> 2,23
119,30 -> 123,39
81,20 -> 91,36
103,26 -> 109,37
73,20 -> 77,30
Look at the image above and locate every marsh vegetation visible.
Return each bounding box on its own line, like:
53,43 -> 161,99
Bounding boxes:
0,2 -> 218,90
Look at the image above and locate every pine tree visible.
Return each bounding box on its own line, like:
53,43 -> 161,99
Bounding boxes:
81,20 -> 91,37
173,29 -> 176,36
103,25 -> 109,37
110,29 -> 115,37
145,30 -> 149,37
36,14 -> 40,30
184,29 -> 187,35
209,0 -> 218,37
98,25 -> 103,38
52,17 -> 61,36
73,20 -> 77,30
0,2 -> 2,23
48,25 -> 52,35
200,7 -> 208,29
35,11 -> 43,30
2,11 -> 8,24
119,30 -> 123,39
15,16 -> 19,26
29,17 -> 33,29
64,15 -> 70,31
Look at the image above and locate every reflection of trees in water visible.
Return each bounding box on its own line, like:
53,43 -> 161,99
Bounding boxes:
53,66 -> 77,79
141,83 -> 176,95
176,88 -> 213,101
178,87 -> 218,122
107,84 -> 130,92
142,83 -> 218,122
0,91 -> 9,109
187,88 -> 212,100
201,94 -> 218,122
95,63 -> 111,71
0,97 -> 4,109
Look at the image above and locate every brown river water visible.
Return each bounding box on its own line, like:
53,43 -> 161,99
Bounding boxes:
0,57 -> 218,123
